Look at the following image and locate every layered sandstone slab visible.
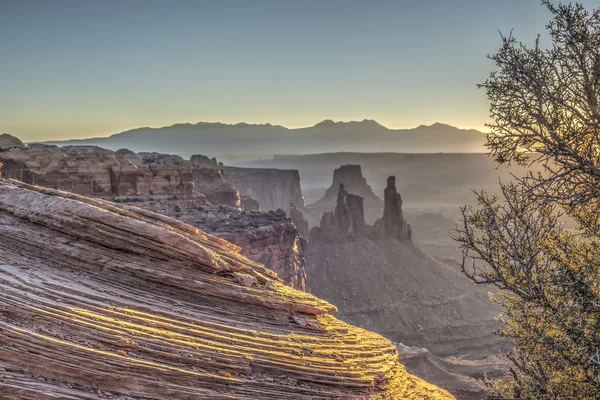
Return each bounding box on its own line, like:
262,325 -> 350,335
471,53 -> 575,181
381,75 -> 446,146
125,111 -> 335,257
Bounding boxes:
0,179 -> 452,400
138,200 -> 308,289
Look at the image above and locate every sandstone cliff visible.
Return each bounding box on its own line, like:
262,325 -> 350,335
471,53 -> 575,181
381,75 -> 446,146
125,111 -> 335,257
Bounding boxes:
0,144 -> 241,208
308,164 -> 383,224
223,166 -> 305,211
0,178 -> 452,400
138,200 -> 308,289
305,176 -> 508,399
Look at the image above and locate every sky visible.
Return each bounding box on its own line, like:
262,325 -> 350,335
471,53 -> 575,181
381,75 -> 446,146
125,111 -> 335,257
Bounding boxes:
3,0 -> 600,142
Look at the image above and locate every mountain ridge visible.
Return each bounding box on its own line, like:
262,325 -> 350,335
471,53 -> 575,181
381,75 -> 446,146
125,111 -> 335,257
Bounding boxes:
38,120 -> 487,160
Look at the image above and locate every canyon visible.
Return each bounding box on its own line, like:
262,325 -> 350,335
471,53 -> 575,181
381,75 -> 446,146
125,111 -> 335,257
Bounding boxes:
0,137 -> 307,289
0,177 -> 452,399
0,134 -> 506,398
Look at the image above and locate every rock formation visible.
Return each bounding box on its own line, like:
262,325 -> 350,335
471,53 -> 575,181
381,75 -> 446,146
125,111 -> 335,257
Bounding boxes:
0,133 -> 26,151
289,202 -> 309,238
0,138 -> 315,289
139,200 -> 308,289
374,176 -> 412,242
241,195 -> 261,211
0,144 -> 241,208
0,178 -> 452,400
305,176 -> 509,398
308,164 -> 383,224
223,166 -> 305,211
309,184 -> 367,241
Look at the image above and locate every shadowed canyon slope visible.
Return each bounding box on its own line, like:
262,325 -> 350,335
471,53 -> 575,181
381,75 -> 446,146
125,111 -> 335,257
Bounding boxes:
42,120 -> 486,162
0,178 -> 452,400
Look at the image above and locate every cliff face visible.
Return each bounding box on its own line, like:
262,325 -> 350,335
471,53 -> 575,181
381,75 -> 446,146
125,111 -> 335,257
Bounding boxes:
0,141 -> 311,288
223,166 -> 305,211
139,200 -> 308,289
308,164 -> 383,224
0,178 -> 452,400
0,144 -> 241,208
305,175 -> 508,399
374,176 -> 412,242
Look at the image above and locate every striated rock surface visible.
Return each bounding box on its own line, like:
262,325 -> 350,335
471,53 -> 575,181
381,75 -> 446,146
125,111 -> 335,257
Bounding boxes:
308,165 -> 383,223
223,166 -> 305,211
0,178 -> 452,400
0,144 -> 241,208
138,200 -> 308,289
0,133 -> 27,151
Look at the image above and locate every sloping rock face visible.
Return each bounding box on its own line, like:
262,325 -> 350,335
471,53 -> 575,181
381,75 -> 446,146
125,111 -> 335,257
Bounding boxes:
138,200 -> 308,289
0,144 -> 241,208
0,133 -> 26,151
223,166 -> 305,211
0,179 -> 452,400
309,164 -> 383,214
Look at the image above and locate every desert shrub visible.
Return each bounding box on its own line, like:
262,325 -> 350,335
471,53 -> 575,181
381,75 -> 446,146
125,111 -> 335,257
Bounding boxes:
454,2 -> 600,398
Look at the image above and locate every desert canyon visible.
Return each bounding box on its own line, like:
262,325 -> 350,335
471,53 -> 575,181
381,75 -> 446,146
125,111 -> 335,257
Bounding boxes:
0,132 -> 515,399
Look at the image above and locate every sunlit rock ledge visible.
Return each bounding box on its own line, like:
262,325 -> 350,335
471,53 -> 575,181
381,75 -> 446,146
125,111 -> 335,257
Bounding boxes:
0,178 -> 452,400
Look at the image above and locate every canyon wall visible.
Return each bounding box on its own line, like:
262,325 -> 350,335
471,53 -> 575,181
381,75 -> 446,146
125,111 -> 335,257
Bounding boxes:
0,178 -> 453,400
223,166 -> 305,211
0,139 -> 311,288
0,143 -> 241,208
139,200 -> 308,289
308,164 -> 384,224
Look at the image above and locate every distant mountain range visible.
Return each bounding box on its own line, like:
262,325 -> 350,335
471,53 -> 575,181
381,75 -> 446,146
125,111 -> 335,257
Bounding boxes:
42,120 -> 487,159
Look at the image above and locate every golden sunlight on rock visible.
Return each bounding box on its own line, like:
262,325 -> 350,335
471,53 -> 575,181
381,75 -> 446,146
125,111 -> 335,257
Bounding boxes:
0,178 -> 452,399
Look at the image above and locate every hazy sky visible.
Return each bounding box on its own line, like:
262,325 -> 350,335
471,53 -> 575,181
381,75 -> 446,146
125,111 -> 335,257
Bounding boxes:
3,0 -> 599,141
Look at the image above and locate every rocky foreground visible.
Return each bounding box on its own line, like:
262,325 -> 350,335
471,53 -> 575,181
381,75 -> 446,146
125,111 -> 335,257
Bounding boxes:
0,178 -> 452,399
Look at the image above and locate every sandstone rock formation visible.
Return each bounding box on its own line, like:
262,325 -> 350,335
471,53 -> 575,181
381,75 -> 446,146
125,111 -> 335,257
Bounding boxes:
305,176 -> 509,398
289,203 -> 309,238
0,133 -> 26,151
374,176 -> 412,242
223,166 -> 305,211
241,195 -> 261,211
139,200 -> 308,289
0,144 -> 241,208
309,184 -> 367,241
308,165 -> 383,224
0,178 -> 452,400
0,138 -> 311,290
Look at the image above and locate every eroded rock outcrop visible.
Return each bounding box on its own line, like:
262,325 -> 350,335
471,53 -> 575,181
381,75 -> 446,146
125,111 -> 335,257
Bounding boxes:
0,144 -> 241,208
0,133 -> 26,151
289,203 -> 309,238
308,165 -> 383,223
0,178 -> 452,400
305,176 -> 508,398
138,200 -> 308,289
374,176 -> 412,242
310,184 -> 367,241
241,195 -> 261,211
223,166 -> 305,211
